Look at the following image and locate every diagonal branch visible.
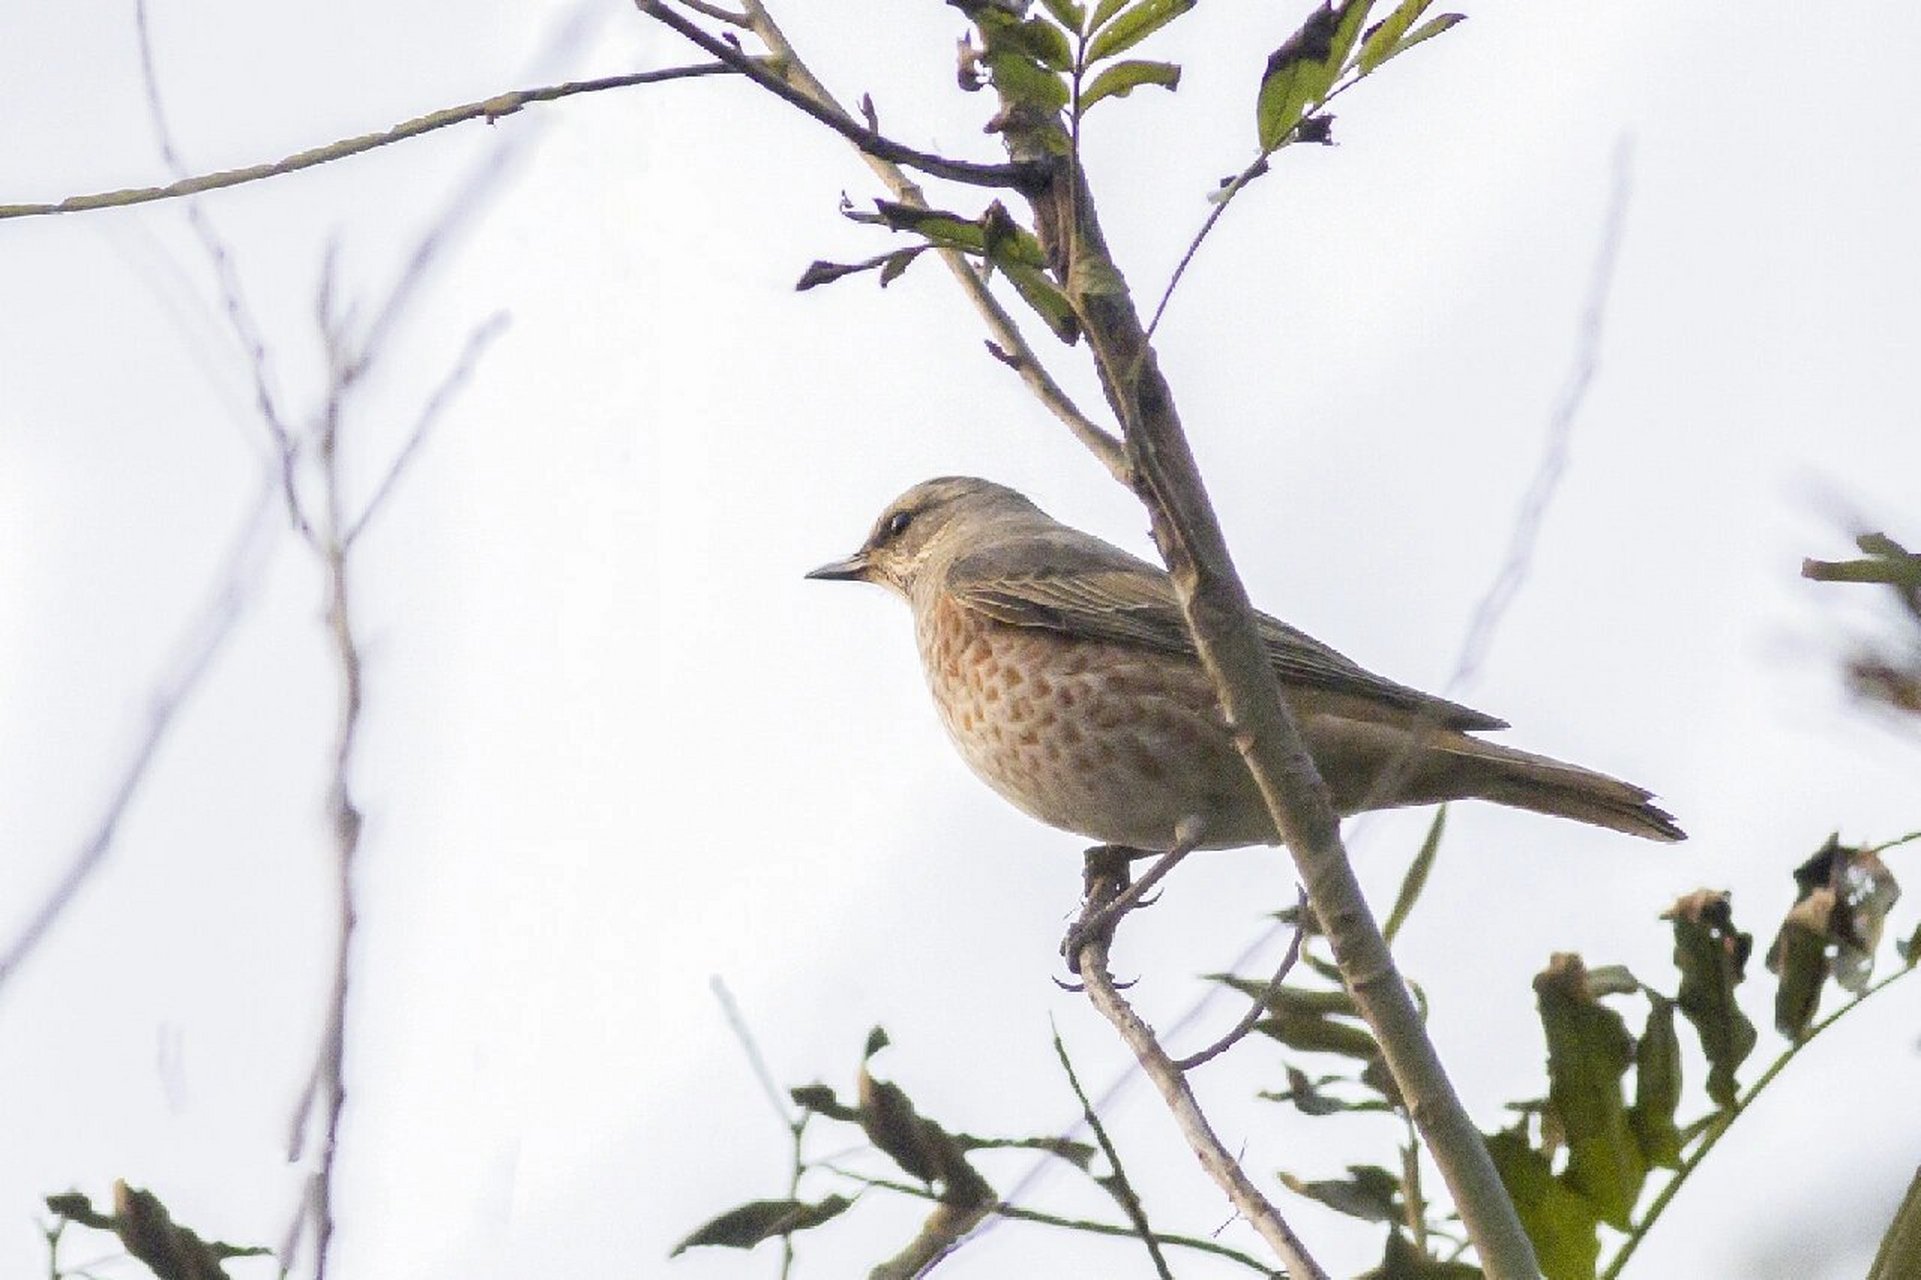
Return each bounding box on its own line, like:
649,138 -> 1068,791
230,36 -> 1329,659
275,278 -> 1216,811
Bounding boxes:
0,480 -> 281,996
1073,861 -> 1328,1279
633,0 -> 1038,191
983,47 -> 1543,1280
0,65 -> 734,221
345,313 -> 510,546
1052,1027 -> 1174,1280
729,0 -> 1129,481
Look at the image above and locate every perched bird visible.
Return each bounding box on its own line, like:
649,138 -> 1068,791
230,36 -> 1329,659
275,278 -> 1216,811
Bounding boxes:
807,477 -> 1683,851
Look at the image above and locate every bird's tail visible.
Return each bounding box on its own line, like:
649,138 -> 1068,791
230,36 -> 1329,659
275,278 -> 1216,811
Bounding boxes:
1436,736 -> 1685,842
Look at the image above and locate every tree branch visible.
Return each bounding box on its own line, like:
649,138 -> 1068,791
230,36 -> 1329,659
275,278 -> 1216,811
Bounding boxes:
0,480 -> 279,995
1052,1028 -> 1174,1280
0,65 -> 734,221
993,63 -> 1544,1280
1073,861 -> 1328,1280
633,1 -> 1039,191
728,0 -> 1129,482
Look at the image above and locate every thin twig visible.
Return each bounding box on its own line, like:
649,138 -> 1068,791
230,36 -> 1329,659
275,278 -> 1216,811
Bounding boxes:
1072,863 -> 1329,1280
1145,74 -> 1368,341
0,65 -> 734,222
0,480 -> 280,995
1448,140 -> 1635,694
1600,958 -> 1921,1280
345,313 -> 511,546
305,267 -> 368,1280
134,0 -> 308,536
823,1168 -> 1280,1275
1174,893 -> 1306,1070
710,977 -> 810,1280
733,0 -> 1129,481
634,1 -> 1034,191
677,0 -> 750,24
1051,1027 -> 1173,1280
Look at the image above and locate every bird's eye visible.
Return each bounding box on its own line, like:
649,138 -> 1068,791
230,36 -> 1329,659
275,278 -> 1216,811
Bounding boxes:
883,509 -> 914,540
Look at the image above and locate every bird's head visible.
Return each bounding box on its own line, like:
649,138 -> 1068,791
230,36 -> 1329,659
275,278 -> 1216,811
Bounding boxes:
806,476 -> 1040,597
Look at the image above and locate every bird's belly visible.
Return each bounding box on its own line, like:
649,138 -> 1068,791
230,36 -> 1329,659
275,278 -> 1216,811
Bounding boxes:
917,602 -> 1273,850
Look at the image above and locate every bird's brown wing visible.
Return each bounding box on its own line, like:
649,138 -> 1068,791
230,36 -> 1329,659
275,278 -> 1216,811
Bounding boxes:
948,534 -> 1508,732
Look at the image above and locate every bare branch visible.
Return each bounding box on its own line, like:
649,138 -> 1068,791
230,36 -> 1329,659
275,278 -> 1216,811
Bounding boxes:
0,65 -> 734,222
951,38 -> 1545,1273
0,481 -> 281,996
1051,1027 -> 1174,1280
345,313 -> 511,546
733,1 -> 1129,481
133,0 -> 310,537
677,0 -> 750,24
824,1168 -> 1280,1274
634,1 -> 1037,191
1174,893 -> 1306,1071
1449,141 -> 1635,693
1071,861 -> 1328,1280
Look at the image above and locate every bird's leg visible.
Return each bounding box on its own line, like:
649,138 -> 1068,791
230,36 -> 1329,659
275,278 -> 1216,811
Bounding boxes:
1062,818 -> 1205,973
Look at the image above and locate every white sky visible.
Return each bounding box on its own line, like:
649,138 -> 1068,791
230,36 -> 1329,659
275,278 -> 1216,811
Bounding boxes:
3,2 -> 1919,1278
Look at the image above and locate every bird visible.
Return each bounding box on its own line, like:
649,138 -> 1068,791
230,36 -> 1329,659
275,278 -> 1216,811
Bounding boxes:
807,476 -> 1683,852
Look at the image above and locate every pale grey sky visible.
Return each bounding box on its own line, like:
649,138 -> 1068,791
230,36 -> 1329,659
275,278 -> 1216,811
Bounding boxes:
2,2 -> 1918,1278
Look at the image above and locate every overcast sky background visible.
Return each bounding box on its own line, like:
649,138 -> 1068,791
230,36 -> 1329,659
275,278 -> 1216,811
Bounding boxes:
2,1 -> 1918,1277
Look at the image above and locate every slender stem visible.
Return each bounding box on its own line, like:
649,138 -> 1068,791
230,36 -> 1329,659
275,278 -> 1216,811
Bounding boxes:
0,66 -> 734,221
1600,961 -> 1920,1280
1145,74 -> 1367,340
1075,860 -> 1329,1280
1052,1028 -> 1174,1280
1175,895 -> 1306,1070
634,1 -> 1035,190
825,1168 -> 1280,1275
732,0 -> 1129,481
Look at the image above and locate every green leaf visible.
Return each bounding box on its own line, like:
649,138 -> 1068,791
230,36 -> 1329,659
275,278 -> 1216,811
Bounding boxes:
985,49 -> 1071,111
1084,0 -> 1195,63
859,1062 -> 967,1186
1534,954 -> 1644,1229
1767,893 -> 1832,1040
1487,1130 -> 1604,1280
1035,0 -> 1086,32
1002,263 -> 1081,343
1086,0 -> 1132,38
1361,1229 -> 1486,1279
1255,1009 -> 1380,1059
1383,805 -> 1445,944
1279,1164 -> 1402,1222
1255,0 -> 1371,152
1869,1168 -> 1921,1280
1079,58 -> 1181,110
670,1195 -> 853,1256
1627,994 -> 1684,1168
981,13 -> 1076,72
1663,889 -> 1757,1109
1210,974 -> 1359,1017
1357,2 -> 1463,75
1265,1065 -> 1357,1116
1391,13 -> 1467,62
868,201 -> 1051,268
1356,0 -> 1431,75
878,247 -> 925,286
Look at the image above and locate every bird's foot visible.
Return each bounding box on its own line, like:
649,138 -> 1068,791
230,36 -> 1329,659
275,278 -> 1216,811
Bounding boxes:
1061,830 -> 1201,975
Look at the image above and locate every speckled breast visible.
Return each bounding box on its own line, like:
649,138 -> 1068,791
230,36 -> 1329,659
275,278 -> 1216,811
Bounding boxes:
912,590 -> 1273,850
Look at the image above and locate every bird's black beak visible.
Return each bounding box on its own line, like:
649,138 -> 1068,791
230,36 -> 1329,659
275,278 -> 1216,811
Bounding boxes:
805,551 -> 871,582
